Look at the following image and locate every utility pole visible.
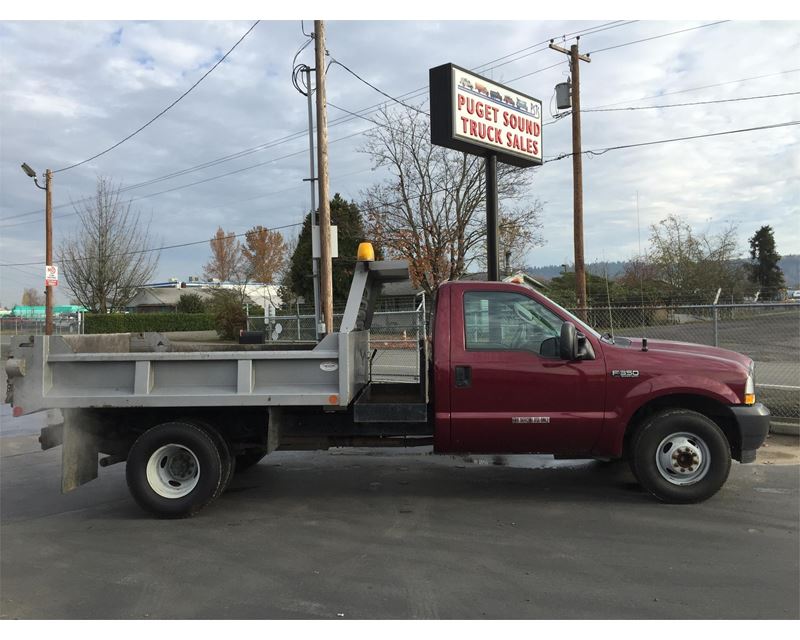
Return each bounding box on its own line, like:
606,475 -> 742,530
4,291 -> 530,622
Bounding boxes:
550,38 -> 590,317
20,163 -> 53,335
45,169 -> 53,336
314,20 -> 333,334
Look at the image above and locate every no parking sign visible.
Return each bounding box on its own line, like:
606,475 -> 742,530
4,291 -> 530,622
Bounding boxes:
45,264 -> 58,287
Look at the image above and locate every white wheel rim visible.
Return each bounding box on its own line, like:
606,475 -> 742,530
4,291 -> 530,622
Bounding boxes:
146,444 -> 200,498
655,431 -> 711,486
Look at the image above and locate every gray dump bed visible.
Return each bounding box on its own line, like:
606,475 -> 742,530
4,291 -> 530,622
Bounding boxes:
6,260 -> 410,415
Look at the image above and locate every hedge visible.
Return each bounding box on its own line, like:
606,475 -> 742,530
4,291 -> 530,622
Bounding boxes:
84,313 -> 215,334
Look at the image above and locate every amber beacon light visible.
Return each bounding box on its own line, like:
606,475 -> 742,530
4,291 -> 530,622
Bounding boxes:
357,242 -> 375,261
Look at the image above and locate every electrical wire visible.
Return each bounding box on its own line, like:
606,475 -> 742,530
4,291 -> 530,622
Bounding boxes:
544,120 -> 800,162
52,20 -> 261,174
0,21 -> 647,223
329,59 -> 429,116
584,68 -> 800,110
587,20 -> 729,55
1,222 -> 306,268
582,91 -> 800,113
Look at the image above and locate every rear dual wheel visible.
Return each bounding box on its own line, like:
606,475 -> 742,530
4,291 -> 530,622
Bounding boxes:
126,421 -> 232,518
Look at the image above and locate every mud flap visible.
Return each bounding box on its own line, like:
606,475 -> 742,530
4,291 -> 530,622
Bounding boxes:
61,410 -> 99,493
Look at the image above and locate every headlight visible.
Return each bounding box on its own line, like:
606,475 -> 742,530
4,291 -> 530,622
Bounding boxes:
744,363 -> 755,405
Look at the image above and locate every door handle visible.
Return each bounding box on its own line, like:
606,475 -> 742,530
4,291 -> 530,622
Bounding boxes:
455,365 -> 471,388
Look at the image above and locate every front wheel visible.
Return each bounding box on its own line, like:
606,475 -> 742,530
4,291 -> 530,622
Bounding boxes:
126,421 -> 224,518
630,409 -> 731,503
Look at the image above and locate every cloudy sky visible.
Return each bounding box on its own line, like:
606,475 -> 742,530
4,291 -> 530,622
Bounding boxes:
1,6 -> 798,305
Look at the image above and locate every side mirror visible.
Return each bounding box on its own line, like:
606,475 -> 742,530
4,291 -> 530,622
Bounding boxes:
560,322 -> 577,360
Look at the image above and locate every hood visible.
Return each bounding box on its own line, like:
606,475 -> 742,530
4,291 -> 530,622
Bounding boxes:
619,337 -> 752,370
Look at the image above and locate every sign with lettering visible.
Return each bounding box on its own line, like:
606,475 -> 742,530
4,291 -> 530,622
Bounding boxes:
45,264 -> 58,287
430,63 -> 542,167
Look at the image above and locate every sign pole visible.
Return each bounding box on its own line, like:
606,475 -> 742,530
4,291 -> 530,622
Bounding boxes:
486,153 -> 499,281
45,168 -> 53,336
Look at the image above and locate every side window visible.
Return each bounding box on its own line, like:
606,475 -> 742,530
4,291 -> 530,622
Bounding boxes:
464,291 -> 563,354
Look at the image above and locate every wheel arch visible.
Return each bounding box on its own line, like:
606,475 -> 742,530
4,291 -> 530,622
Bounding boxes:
622,393 -> 741,461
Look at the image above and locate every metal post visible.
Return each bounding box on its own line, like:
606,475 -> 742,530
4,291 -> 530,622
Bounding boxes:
304,66 -> 321,341
713,306 -> 719,347
296,299 -> 301,341
486,153 -> 499,281
45,169 -> 53,336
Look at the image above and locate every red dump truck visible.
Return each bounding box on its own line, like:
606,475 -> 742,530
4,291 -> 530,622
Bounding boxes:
5,249 -> 770,517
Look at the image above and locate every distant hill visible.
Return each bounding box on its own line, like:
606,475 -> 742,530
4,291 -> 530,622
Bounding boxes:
527,255 -> 800,287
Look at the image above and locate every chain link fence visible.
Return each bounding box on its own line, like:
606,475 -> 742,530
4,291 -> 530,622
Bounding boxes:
568,302 -> 800,419
0,313 -> 84,340
248,296 -> 427,383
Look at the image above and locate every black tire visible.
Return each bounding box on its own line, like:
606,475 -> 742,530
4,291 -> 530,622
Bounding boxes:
126,421 -> 223,518
234,448 -> 268,473
189,419 -> 236,495
630,409 -> 731,504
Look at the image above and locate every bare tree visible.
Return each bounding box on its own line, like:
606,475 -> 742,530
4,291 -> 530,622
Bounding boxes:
360,106 -> 543,296
648,214 -> 742,299
203,227 -> 244,282
241,225 -> 287,283
21,288 -> 45,306
58,177 -> 159,313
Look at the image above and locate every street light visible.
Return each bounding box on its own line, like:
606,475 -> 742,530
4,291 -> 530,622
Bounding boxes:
21,161 -> 53,335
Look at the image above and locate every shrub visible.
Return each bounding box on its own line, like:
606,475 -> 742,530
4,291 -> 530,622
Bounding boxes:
176,293 -> 207,314
207,289 -> 247,340
84,313 -> 215,334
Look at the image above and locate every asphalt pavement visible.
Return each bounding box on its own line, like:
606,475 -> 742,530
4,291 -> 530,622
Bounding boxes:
1,418 -> 798,620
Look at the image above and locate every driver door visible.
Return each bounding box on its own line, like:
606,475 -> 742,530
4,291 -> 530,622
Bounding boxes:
449,286 -> 606,455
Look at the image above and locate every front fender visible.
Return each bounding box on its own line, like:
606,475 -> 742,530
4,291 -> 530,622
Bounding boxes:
593,374 -> 740,458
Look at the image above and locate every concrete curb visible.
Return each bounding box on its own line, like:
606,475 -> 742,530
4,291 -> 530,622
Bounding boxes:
770,420 -> 800,437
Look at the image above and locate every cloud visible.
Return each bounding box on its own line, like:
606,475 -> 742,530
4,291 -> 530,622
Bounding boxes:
1,19 -> 798,306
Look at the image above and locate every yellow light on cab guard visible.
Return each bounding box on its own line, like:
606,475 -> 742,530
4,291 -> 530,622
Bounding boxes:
744,394 -> 756,406
357,242 -> 375,261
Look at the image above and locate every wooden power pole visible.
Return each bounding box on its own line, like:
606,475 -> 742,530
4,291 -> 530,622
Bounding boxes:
314,20 -> 333,334
45,168 -> 53,336
550,38 -> 590,316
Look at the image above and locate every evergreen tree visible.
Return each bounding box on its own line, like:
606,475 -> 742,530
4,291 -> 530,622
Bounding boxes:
279,194 -> 371,306
748,225 -> 785,297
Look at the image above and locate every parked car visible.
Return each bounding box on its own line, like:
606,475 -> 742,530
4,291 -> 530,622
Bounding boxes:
475,82 -> 490,96
490,90 -> 502,101
459,77 -> 473,90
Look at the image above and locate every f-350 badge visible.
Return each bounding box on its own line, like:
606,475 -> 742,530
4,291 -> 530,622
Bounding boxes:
611,370 -> 640,378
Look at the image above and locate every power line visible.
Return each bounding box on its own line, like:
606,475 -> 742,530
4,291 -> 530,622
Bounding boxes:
587,20 -> 729,55
0,21 -> 645,223
545,120 -> 800,162
6,120 -> 797,267
583,90 -> 800,112
52,20 -> 261,174
1,222 -> 305,268
0,129 -> 372,230
584,68 -> 800,110
329,59 -> 429,116
478,21 -> 638,74
3,22 -> 773,226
